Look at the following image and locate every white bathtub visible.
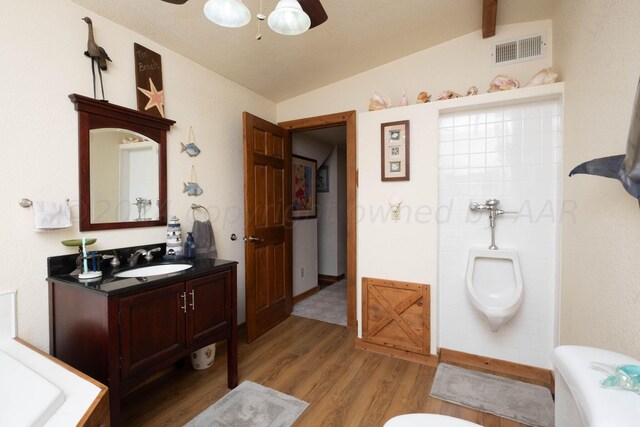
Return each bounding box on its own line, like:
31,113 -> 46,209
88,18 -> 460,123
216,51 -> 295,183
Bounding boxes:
0,291 -> 108,426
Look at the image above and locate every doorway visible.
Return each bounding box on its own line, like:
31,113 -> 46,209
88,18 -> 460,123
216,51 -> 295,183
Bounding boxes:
279,111 -> 356,329
290,125 -> 348,325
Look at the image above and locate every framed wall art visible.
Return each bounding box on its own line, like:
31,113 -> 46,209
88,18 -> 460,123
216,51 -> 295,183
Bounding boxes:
134,43 -> 165,118
292,155 -> 317,219
381,120 -> 410,181
317,165 -> 329,192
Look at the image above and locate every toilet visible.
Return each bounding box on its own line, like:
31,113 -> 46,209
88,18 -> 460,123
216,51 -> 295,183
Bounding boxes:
465,248 -> 523,332
384,414 -> 482,426
552,345 -> 640,426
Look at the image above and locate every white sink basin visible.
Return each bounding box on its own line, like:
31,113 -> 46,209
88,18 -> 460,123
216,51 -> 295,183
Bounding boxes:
114,263 -> 192,278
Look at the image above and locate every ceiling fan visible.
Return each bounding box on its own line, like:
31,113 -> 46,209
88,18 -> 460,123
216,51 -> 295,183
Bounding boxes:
160,0 -> 328,36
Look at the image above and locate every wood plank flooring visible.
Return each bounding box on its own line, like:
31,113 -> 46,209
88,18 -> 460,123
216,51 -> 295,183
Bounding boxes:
122,316 -> 527,426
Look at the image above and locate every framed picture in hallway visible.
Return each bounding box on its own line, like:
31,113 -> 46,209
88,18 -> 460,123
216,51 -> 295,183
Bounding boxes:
317,165 -> 329,192
292,155 -> 317,219
381,120 -> 410,181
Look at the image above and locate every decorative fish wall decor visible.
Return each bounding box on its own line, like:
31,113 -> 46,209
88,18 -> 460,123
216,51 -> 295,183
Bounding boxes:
183,182 -> 203,197
181,126 -> 201,157
570,77 -> 640,207
184,165 -> 203,196
181,142 -> 200,157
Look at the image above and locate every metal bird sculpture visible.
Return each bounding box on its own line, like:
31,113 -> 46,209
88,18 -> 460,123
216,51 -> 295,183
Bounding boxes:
82,17 -> 111,101
569,77 -> 640,207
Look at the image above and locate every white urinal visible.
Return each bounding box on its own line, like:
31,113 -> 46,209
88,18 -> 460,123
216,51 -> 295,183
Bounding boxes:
465,248 -> 523,332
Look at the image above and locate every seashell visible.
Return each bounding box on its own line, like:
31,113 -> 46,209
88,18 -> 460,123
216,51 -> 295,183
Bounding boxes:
368,91 -> 392,111
487,74 -> 519,93
525,68 -> 559,87
436,90 -> 462,101
466,86 -> 478,96
400,90 -> 409,106
416,91 -> 431,103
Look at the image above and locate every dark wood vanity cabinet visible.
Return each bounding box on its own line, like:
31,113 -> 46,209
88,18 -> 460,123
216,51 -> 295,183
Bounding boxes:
49,262 -> 237,426
119,272 -> 230,379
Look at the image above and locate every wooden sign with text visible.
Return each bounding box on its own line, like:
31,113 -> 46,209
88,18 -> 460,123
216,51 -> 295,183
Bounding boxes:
134,43 -> 165,118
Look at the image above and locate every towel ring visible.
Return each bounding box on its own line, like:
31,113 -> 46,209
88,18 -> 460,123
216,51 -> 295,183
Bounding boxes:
191,203 -> 210,221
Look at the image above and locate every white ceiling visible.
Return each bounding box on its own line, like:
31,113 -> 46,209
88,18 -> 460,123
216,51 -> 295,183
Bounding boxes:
72,0 -> 553,102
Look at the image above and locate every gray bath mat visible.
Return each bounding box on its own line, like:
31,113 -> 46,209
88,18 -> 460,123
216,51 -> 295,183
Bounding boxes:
184,381 -> 308,427
430,363 -> 554,427
292,280 -> 347,326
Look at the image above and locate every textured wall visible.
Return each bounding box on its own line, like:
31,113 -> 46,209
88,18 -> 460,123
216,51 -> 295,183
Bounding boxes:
0,1 -> 275,351
553,0 -> 640,356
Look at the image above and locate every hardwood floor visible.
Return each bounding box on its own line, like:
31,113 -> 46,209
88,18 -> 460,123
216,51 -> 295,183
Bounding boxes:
122,316 -> 527,426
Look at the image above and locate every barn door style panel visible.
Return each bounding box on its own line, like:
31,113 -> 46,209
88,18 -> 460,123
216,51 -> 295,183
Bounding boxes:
362,277 -> 430,356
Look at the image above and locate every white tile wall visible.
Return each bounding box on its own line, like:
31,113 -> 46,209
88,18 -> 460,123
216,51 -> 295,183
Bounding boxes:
437,99 -> 563,369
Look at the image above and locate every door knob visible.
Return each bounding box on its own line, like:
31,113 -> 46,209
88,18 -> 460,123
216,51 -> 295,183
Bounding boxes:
243,235 -> 264,243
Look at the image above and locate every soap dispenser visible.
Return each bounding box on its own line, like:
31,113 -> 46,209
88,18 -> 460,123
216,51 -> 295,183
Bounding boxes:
184,232 -> 196,258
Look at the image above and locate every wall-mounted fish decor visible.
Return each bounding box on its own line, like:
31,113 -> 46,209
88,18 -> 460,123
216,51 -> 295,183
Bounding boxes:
181,126 -> 201,157
570,77 -> 640,207
184,165 -> 203,196
184,182 -> 203,197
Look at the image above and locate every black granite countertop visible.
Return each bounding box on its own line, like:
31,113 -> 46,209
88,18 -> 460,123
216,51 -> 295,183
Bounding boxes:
47,244 -> 237,296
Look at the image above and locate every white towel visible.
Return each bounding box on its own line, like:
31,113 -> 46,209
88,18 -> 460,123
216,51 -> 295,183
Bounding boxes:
33,201 -> 72,231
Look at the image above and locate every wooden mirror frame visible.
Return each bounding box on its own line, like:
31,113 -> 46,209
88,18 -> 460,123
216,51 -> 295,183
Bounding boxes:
70,94 -> 175,231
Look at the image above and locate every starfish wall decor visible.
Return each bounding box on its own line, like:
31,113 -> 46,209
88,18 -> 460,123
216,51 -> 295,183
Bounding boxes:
138,77 -> 165,117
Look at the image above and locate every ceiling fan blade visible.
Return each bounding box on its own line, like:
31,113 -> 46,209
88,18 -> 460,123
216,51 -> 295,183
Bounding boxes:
160,0 -> 189,4
299,0 -> 328,29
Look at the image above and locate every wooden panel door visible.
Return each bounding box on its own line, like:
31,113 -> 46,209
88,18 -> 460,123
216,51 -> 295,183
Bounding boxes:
362,277 -> 430,355
186,272 -> 229,347
119,283 -> 186,378
243,112 -> 292,342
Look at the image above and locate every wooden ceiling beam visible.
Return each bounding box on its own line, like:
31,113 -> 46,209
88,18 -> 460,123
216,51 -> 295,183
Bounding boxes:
482,0 -> 498,38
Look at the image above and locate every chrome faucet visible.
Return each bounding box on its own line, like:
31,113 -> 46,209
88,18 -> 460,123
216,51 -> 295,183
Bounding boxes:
469,199 -> 517,250
128,249 -> 148,266
133,197 -> 151,221
127,247 -> 162,266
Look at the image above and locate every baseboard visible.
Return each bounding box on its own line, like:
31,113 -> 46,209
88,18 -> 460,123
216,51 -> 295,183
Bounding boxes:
318,274 -> 345,287
438,348 -> 554,392
354,338 -> 439,367
293,286 -> 320,304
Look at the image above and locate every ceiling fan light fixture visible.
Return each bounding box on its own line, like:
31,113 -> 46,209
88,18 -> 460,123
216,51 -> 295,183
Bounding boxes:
204,0 -> 251,28
268,0 -> 311,36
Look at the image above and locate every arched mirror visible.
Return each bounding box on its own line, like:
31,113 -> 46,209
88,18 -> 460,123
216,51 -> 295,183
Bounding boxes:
70,94 -> 175,231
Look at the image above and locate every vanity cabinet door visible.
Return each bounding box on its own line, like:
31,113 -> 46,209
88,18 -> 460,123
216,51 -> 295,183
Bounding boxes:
119,282 -> 186,379
187,272 -> 230,348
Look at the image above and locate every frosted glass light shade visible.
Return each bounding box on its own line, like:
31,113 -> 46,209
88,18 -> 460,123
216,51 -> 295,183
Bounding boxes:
268,0 -> 311,35
204,0 -> 251,28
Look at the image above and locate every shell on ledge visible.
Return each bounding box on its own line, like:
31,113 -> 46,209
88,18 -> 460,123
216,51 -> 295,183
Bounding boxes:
400,90 -> 409,106
416,91 -> 431,103
487,74 -> 520,93
525,68 -> 559,87
436,90 -> 462,101
466,86 -> 479,96
368,92 -> 392,111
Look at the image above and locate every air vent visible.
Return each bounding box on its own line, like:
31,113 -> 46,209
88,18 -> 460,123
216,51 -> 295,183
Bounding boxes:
492,33 -> 546,66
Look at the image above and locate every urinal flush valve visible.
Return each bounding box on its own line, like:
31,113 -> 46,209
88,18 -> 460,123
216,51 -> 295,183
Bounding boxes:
469,199 -> 518,250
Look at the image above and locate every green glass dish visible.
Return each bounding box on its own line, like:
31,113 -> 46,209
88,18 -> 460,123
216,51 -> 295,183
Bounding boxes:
61,238 -> 97,247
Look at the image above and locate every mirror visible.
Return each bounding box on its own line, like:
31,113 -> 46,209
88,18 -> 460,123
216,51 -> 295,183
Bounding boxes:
90,129 -> 159,223
70,94 -> 175,231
